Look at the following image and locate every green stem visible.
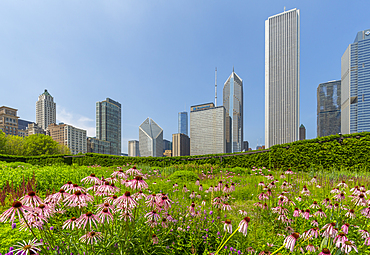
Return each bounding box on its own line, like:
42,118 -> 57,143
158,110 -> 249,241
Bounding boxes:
214,226 -> 240,255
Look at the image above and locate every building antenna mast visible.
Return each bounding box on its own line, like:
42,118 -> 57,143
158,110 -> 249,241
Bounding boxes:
215,67 -> 217,107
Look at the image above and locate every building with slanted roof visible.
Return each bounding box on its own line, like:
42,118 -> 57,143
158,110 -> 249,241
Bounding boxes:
36,89 -> 56,130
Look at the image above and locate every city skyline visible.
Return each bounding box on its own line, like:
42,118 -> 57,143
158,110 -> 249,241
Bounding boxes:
0,1 -> 368,153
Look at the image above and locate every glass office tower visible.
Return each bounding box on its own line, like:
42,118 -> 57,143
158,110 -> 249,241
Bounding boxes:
223,70 -> 243,153
96,98 -> 121,155
341,29 -> 370,134
178,112 -> 188,136
265,9 -> 300,148
317,80 -> 341,137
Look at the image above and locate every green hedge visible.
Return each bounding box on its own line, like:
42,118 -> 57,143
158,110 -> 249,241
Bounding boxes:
1,132 -> 370,171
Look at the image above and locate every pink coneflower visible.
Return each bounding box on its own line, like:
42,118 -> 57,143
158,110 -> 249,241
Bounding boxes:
309,201 -> 320,209
199,184 -> 203,191
258,192 -> 269,200
311,220 -> 319,227
77,211 -> 100,229
293,208 -> 300,217
114,191 -> 138,209
322,222 -> 337,238
130,176 -> 149,190
35,203 -> 54,218
145,210 -> 160,222
239,210 -> 248,216
314,208 -> 327,218
337,180 -> 348,188
302,209 -> 310,220
96,202 -> 115,213
97,208 -> 114,223
111,169 -> 128,179
50,189 -> 71,204
64,190 -> 93,208
132,190 -> 146,200
96,181 -> 116,196
20,191 -> 44,207
352,193 -> 367,206
331,188 -> 341,194
62,216 -> 78,230
223,184 -> 231,193
183,185 -> 189,193
306,244 -> 316,252
126,166 -> 142,176
318,248 -> 331,255
296,196 -> 302,202
188,203 -> 196,215
341,223 -> 350,235
361,207 -> 370,218
223,219 -> 232,233
119,210 -> 133,222
19,211 -> 47,230
345,209 -> 356,219
222,203 -> 232,211
285,169 -> 293,175
0,201 -> 33,223
104,194 -> 118,204
359,229 -> 370,239
152,234 -> 159,244
61,181 -> 74,191
238,217 -> 250,236
284,232 -> 299,252
66,183 -> 86,194
307,227 -> 319,238
195,179 -> 200,185
161,217 -> 168,228
258,181 -> 265,186
334,192 -> 346,202
341,240 -> 358,253
13,238 -> 43,255
322,198 -> 331,205
81,173 -> 101,185
146,193 -> 158,208
79,231 -> 103,244
157,195 -> 172,210
334,232 -> 348,248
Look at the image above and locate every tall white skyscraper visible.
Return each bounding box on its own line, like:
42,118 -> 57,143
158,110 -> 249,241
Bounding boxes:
36,89 -> 56,130
265,9 -> 300,148
223,69 -> 243,153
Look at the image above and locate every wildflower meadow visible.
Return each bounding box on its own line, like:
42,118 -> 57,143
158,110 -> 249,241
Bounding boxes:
1,161 -> 370,254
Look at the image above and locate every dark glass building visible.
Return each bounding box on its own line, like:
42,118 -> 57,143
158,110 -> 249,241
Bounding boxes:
178,112 -> 188,136
96,98 -> 121,155
317,80 -> 341,137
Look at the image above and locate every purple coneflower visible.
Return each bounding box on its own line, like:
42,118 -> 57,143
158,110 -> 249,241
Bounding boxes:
314,208 -> 327,218
145,210 -> 160,222
284,232 -> 299,252
97,208 -> 114,224
152,234 -> 159,244
306,244 -> 316,252
318,248 -> 331,255
341,240 -> 358,253
238,217 -> 250,236
77,211 -> 100,229
114,191 -> 138,209
334,232 -> 348,248
79,231 -> 103,244
341,223 -> 350,234
81,173 -> 101,185
64,190 -> 92,208
0,201 -> 33,223
322,222 -> 337,238
20,191 -> 44,207
222,203 -> 232,211
345,209 -> 356,219
111,169 -> 128,179
66,183 -> 86,194
223,219 -> 232,233
130,176 -> 148,190
62,216 -> 78,230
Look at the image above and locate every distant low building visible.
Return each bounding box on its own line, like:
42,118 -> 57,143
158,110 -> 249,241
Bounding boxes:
128,140 -> 140,157
47,123 -> 87,154
163,150 -> 172,157
87,137 -> 111,154
172,133 -> 190,156
27,123 -> 46,135
299,124 -> 306,140
243,141 -> 249,151
0,106 -> 19,136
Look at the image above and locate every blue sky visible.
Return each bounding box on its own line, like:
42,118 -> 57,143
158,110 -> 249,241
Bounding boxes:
0,1 -> 369,153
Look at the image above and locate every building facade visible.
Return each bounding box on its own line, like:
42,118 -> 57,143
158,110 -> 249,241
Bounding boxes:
0,106 -> 19,136
265,9 -> 300,148
172,133 -> 190,156
47,123 -> 87,154
190,103 -> 226,155
341,29 -> 370,134
96,98 -> 121,155
128,140 -> 140,157
178,112 -> 188,136
163,139 -> 172,153
27,123 -> 46,135
139,118 -> 163,157
317,80 -> 341,137
223,69 -> 243,153
299,124 -> 306,140
87,137 -> 111,154
36,89 -> 56,130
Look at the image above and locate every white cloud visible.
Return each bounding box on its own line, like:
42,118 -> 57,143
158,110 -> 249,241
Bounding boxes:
57,107 -> 95,137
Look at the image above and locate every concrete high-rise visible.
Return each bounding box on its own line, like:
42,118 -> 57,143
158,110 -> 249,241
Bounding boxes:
47,123 -> 87,154
139,118 -> 163,157
36,89 -> 56,130
317,80 -> 341,137
190,103 -> 226,155
178,112 -> 188,136
223,69 -> 243,153
128,140 -> 140,157
265,9 -> 300,148
96,98 -> 121,155
341,29 -> 370,134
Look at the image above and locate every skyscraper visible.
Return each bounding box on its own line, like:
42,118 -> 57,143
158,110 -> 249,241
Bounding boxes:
36,89 -> 56,130
190,103 -> 226,155
178,112 -> 188,136
172,133 -> 190,156
341,29 -> 370,134
265,9 -> 300,148
139,118 -> 163,157
128,140 -> 140,157
223,69 -> 243,153
317,80 -> 341,137
96,98 -> 121,155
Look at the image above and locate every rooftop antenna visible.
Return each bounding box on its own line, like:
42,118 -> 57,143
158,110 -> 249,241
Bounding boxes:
215,67 -> 217,107
284,6 -> 286,12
